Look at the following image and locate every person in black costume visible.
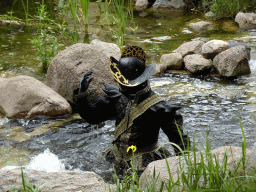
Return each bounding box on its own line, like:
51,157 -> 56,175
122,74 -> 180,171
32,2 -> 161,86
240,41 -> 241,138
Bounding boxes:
73,46 -> 189,173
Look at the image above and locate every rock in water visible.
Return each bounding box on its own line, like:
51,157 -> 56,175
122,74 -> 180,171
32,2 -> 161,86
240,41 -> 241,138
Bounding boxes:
0,75 -> 71,119
46,40 -> 121,103
213,46 -> 251,77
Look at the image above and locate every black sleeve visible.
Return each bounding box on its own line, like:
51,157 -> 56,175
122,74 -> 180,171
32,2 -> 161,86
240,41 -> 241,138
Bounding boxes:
73,83 -> 120,124
158,103 -> 190,155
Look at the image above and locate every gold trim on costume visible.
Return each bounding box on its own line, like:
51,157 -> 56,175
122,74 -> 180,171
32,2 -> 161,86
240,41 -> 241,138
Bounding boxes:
109,59 -> 139,87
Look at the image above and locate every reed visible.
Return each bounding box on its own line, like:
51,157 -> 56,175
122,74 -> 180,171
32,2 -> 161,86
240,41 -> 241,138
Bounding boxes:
99,0 -> 134,49
80,0 -> 90,24
21,0 -> 29,25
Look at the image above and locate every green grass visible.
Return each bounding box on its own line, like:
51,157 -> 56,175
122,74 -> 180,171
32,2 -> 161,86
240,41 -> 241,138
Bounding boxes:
80,0 -> 90,25
6,168 -> 43,192
109,117 -> 256,191
203,0 -> 256,19
98,0 -> 135,49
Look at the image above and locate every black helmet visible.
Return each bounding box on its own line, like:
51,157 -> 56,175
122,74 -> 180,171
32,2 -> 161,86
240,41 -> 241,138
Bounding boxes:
109,46 -> 156,87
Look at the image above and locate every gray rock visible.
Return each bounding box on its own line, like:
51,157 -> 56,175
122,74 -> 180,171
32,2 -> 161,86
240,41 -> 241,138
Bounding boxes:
235,12 -> 256,30
140,146 -> 256,192
205,11 -> 215,18
213,46 -> 251,77
153,0 -> 186,9
46,40 -> 121,103
152,63 -> 168,77
0,75 -> 71,119
188,21 -> 213,32
227,40 -> 251,60
0,19 -> 25,26
135,0 -> 149,10
175,40 -> 205,57
202,40 -> 230,59
160,53 -> 183,69
0,168 -> 115,192
184,54 -> 213,74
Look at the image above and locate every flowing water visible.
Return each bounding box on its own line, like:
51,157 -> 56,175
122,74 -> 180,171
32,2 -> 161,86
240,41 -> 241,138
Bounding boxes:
0,0 -> 256,183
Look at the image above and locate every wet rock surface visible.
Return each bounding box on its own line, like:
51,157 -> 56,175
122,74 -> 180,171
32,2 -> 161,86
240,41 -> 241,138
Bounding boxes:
0,75 -> 71,119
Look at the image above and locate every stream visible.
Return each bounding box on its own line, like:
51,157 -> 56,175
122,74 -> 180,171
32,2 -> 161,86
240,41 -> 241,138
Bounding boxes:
0,0 -> 256,183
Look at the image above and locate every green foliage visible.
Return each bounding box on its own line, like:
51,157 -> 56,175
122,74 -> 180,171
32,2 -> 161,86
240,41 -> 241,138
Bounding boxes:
6,168 -> 43,192
203,0 -> 256,19
31,1 -> 63,72
80,0 -> 90,24
0,12 -> 21,21
99,0 -> 135,49
31,29 -> 59,72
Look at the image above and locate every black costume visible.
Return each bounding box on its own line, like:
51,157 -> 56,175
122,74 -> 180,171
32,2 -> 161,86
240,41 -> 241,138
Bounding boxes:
73,46 -> 189,171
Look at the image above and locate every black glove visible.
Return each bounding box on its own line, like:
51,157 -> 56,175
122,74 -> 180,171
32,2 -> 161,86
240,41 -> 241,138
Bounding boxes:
79,70 -> 94,93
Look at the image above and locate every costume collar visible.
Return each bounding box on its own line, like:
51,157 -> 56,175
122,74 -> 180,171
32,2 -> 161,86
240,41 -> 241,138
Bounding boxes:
120,81 -> 151,105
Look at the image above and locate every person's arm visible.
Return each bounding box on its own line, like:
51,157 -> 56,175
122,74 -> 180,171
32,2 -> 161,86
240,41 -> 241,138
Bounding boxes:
157,102 -> 190,155
73,71 -> 118,124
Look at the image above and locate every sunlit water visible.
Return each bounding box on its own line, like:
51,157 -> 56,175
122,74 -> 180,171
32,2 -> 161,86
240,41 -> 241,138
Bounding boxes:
1,0 -> 256,184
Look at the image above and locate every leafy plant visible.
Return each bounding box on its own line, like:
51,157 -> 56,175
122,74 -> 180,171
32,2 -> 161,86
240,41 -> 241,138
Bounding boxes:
31,29 -> 59,71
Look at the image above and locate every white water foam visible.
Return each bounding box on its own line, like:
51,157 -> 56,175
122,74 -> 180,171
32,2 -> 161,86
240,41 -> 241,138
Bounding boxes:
25,148 -> 66,172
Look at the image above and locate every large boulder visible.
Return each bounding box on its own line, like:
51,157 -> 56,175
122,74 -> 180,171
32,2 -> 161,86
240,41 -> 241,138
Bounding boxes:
235,12 -> 256,30
160,53 -> 183,70
0,75 -> 71,119
153,0 -> 186,9
202,40 -> 230,59
175,40 -> 205,57
0,168 -> 115,192
140,146 -> 256,191
46,40 -> 121,103
213,46 -> 251,77
184,54 -> 213,74
227,40 -> 251,60
188,21 -> 213,32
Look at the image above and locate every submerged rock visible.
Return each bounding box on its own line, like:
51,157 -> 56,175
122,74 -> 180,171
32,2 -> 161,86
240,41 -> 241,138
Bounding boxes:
184,54 -> 213,74
46,40 -> 121,103
188,21 -> 213,32
0,168 -> 115,192
213,46 -> 251,77
140,146 -> 256,191
235,12 -> 256,30
0,75 -> 71,119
